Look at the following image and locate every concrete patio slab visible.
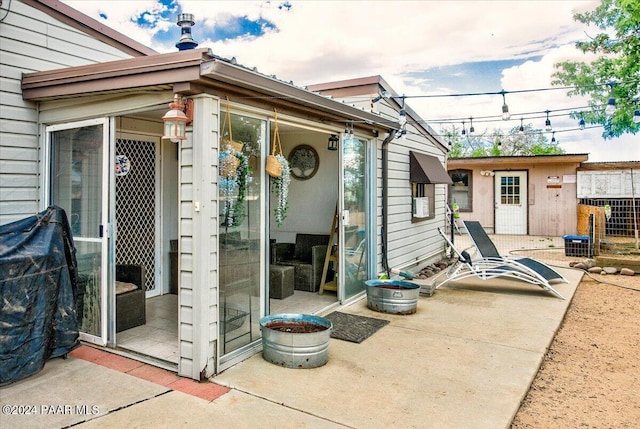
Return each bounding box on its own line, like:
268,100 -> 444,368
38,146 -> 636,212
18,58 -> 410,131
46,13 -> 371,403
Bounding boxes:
0,357 -> 169,428
0,266 -> 582,429
213,267 -> 582,429
75,389 -> 345,428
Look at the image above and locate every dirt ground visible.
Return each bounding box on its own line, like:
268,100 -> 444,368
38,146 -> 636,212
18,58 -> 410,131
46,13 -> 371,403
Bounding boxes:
511,270 -> 640,428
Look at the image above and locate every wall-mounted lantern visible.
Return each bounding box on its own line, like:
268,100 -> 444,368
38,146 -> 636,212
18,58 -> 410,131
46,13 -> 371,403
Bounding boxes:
162,94 -> 193,142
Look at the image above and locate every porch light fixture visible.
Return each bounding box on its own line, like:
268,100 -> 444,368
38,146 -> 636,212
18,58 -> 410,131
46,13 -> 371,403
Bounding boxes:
500,90 -> 510,120
328,134 -> 339,151
162,94 -> 192,143
544,110 -> 552,131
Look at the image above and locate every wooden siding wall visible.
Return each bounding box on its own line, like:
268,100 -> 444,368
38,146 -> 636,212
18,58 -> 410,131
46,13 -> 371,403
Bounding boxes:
178,95 -> 220,379
457,163 -> 581,237
0,0 -> 133,225
374,102 -> 448,273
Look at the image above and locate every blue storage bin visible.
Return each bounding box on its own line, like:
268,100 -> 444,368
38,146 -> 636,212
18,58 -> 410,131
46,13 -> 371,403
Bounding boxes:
563,235 -> 590,257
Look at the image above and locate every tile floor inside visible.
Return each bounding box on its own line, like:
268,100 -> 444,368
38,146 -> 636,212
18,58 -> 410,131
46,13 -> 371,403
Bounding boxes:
117,294 -> 179,364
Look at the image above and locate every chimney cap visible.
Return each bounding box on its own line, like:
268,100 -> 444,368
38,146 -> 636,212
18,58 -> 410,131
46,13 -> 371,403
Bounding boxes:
176,13 -> 198,51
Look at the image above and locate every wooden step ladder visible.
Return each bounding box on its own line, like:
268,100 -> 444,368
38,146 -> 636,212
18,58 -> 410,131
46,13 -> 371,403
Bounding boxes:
319,205 -> 338,295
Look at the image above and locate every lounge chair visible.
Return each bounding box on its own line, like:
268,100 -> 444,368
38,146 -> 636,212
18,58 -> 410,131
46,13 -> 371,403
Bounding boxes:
436,221 -> 567,299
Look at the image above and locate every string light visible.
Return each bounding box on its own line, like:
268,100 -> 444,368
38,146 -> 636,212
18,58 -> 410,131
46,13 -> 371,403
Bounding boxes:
550,131 -> 556,143
469,117 -> 475,135
544,110 -> 552,131
518,118 -> 524,134
500,90 -> 510,120
605,81 -> 617,116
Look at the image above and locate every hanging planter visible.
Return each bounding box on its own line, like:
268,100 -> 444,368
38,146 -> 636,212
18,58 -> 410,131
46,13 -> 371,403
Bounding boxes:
272,154 -> 290,227
219,146 -> 249,227
268,109 -> 290,227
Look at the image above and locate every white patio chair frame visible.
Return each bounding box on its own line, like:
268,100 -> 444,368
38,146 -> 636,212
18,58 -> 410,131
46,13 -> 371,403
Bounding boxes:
436,222 -> 567,300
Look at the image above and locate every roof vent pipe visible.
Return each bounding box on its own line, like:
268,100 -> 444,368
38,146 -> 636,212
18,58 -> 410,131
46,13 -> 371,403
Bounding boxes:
176,13 -> 198,51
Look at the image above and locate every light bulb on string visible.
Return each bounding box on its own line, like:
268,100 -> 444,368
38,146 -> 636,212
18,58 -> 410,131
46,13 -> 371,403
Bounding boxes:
461,121 -> 466,136
500,90 -> 510,120
634,97 -> 640,124
544,110 -> 552,131
550,131 -> 556,144
605,82 -> 616,116
518,118 -> 524,134
579,114 -> 586,130
469,117 -> 475,135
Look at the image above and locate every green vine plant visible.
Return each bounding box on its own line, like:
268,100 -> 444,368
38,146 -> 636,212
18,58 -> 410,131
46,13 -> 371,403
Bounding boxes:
219,147 -> 249,227
272,154 -> 290,227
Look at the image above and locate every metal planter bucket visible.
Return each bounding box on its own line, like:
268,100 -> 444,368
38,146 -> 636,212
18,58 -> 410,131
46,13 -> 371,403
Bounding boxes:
365,279 -> 420,315
259,314 -> 332,369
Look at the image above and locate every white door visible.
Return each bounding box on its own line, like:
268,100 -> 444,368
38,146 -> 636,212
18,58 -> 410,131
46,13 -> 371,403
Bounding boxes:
46,118 -> 110,345
494,171 -> 527,234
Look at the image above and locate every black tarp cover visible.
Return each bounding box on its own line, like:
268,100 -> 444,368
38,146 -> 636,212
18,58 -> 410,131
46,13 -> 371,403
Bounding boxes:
0,206 -> 80,386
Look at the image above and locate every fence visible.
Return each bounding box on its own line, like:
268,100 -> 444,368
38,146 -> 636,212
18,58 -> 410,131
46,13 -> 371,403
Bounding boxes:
444,204 -> 639,270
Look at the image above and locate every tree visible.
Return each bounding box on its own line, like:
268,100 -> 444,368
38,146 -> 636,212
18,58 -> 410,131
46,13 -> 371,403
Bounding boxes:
552,0 -> 640,138
442,124 -> 565,158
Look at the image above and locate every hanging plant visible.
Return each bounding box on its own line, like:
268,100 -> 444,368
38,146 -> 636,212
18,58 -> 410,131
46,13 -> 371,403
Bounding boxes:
219,147 -> 249,227
272,154 -> 290,227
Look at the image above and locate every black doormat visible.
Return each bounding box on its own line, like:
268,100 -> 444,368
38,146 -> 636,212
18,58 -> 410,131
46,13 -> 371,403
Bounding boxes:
325,312 -> 390,343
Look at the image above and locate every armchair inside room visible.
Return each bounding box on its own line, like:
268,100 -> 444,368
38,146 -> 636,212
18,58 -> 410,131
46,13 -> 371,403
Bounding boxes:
115,264 -> 146,332
273,233 -> 329,292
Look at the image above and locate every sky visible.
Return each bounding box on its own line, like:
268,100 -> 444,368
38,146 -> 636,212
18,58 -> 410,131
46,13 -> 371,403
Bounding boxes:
63,0 -> 640,162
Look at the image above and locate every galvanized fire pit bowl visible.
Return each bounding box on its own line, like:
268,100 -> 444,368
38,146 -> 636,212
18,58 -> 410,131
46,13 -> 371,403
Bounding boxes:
259,314 -> 332,369
365,279 -> 420,315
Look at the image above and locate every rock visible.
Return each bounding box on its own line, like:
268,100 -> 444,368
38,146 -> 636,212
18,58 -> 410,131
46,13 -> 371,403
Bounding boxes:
573,262 -> 587,270
621,268 -> 636,276
587,267 -> 603,273
602,267 -> 618,275
584,259 -> 596,269
569,261 -> 577,267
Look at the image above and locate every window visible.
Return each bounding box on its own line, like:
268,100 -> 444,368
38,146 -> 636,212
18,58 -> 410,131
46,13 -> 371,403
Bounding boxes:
449,169 -> 472,211
408,151 -> 452,222
500,175 -> 520,205
412,182 -> 435,221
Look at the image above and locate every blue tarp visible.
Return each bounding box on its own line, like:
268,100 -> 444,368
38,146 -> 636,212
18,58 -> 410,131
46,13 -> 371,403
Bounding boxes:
0,206 -> 80,386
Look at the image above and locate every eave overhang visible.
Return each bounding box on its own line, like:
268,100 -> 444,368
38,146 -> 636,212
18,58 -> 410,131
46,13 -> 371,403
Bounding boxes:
447,154 -> 590,169
22,49 -> 399,133
21,49 -> 210,101
199,61 -> 400,132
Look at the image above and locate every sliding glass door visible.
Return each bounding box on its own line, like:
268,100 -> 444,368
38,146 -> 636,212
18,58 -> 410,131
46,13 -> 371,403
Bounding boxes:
218,113 -> 266,356
340,134 -> 369,301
